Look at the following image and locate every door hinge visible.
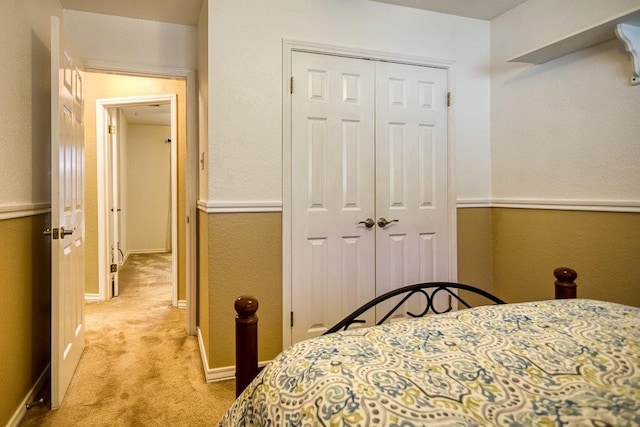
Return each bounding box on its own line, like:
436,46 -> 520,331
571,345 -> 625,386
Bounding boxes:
290,76 -> 294,94
108,124 -> 116,134
110,263 -> 118,273
447,92 -> 451,107
290,311 -> 294,327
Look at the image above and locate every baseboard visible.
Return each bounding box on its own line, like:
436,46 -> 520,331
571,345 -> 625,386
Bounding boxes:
127,249 -> 171,255
196,327 -> 269,383
85,293 -> 101,301
177,300 -> 186,309
7,363 -> 50,427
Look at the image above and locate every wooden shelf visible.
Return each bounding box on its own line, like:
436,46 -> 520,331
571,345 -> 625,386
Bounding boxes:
508,7 -> 640,65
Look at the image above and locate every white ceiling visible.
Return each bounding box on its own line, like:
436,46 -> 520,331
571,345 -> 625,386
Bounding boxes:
121,104 -> 171,126
60,0 -> 204,26
371,0 -> 527,20
60,0 -> 527,25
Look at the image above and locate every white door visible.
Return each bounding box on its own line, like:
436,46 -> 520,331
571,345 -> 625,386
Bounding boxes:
106,108 -> 120,297
50,16 -> 85,409
291,52 -> 376,343
375,61 -> 450,320
290,52 -> 451,343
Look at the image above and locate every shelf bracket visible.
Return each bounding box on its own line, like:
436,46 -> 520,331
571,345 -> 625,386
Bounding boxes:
616,22 -> 640,86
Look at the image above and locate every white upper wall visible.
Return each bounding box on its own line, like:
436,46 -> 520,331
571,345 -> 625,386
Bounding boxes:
1,0 -> 63,209
491,0 -> 640,203
62,9 -> 197,70
207,0 -> 492,204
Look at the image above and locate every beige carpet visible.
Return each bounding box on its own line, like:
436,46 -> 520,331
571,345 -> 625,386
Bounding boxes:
22,253 -> 235,426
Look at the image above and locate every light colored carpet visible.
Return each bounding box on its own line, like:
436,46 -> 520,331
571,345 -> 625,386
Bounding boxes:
21,253 -> 235,426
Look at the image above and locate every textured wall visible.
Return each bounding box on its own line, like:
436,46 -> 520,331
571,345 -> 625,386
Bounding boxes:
0,215 -> 51,425
126,124 -> 172,253
62,10 -> 197,70
491,0 -> 640,202
493,208 -> 640,307
208,213 -> 282,368
456,208 -> 494,306
207,0 -> 491,204
0,0 -> 61,423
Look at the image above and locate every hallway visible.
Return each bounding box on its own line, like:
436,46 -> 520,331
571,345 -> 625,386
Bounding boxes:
22,254 -> 234,426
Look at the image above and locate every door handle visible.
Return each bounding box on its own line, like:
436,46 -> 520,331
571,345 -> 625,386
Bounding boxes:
60,227 -> 75,237
358,218 -> 375,229
377,217 -> 399,228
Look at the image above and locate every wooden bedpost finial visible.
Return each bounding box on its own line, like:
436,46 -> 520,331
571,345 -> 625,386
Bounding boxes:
235,295 -> 259,319
554,267 -> 577,299
235,295 -> 259,397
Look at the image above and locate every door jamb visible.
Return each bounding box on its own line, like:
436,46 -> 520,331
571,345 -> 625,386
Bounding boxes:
281,39 -> 458,349
97,94 -> 178,305
87,61 -> 198,336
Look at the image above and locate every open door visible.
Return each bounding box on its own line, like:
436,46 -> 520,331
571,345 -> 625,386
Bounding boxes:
106,107 -> 121,298
49,16 -> 85,409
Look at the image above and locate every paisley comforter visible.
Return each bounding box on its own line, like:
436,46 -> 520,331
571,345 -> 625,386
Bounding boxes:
219,299 -> 640,426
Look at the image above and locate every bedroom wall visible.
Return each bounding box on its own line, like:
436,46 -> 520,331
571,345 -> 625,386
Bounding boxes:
126,124 -> 172,254
0,0 -> 62,424
201,0 -> 492,370
82,72 -> 187,299
491,0 -> 640,306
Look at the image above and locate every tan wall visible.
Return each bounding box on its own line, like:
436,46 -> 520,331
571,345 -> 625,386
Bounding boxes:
457,208 -> 493,306
0,215 -> 51,424
83,73 -> 187,299
207,213 -> 282,368
493,208 -> 640,307
197,210 -> 210,358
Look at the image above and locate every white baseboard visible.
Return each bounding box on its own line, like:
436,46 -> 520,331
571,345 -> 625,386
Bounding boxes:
196,327 -> 269,383
177,300 -> 186,309
85,293 -> 101,301
127,249 -> 171,255
7,363 -> 50,427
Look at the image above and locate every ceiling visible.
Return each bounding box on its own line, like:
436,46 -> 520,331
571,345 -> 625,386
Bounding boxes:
121,104 -> 171,126
60,0 -> 527,25
371,0 -> 527,20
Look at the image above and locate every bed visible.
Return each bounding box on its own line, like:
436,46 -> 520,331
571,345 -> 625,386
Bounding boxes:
220,268 -> 640,426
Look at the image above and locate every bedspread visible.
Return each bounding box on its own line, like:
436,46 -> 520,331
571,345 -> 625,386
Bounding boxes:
219,299 -> 640,426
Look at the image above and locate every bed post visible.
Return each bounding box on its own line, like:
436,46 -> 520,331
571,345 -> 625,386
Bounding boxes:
554,267 -> 577,299
235,295 -> 259,397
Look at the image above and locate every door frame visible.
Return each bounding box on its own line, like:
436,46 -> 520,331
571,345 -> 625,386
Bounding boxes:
281,40 -> 458,348
97,94 -> 178,305
87,61 -> 198,336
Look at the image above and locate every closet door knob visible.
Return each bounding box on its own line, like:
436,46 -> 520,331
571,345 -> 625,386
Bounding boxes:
377,218 -> 399,228
358,218 -> 375,229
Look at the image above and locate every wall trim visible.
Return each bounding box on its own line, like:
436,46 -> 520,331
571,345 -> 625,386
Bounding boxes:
194,199 -> 640,213
456,199 -> 492,208
197,327 -> 269,383
457,198 -> 640,212
490,198 -> 640,213
0,203 -> 51,221
177,300 -> 187,309
7,363 -> 50,427
197,200 -> 283,213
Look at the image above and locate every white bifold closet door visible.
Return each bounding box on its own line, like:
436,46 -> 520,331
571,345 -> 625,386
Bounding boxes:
291,51 -> 449,344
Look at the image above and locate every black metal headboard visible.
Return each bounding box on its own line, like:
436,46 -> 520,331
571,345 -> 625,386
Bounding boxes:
323,282 -> 506,335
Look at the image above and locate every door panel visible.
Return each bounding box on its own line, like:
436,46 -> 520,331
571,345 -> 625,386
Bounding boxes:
290,53 -> 450,344
51,16 -> 85,409
291,52 -> 376,343
375,61 -> 449,320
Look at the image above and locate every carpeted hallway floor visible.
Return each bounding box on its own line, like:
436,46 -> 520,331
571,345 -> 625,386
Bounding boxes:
21,253 -> 235,426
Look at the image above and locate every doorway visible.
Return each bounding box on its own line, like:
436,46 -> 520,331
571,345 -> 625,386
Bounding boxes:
97,95 -> 178,305
84,69 -> 197,336
283,43 -> 457,346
